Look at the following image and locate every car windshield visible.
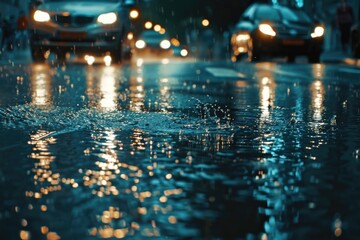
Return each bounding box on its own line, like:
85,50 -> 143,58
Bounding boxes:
255,6 -> 282,21
278,7 -> 312,23
254,5 -> 312,23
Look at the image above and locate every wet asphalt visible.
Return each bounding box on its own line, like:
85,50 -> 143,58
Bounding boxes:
0,50 -> 360,239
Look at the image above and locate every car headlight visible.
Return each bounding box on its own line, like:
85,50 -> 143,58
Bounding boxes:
180,48 -> 188,57
311,26 -> 325,38
160,40 -> 171,49
97,12 -> 117,25
33,10 -> 50,22
259,23 -> 276,37
135,40 -> 146,49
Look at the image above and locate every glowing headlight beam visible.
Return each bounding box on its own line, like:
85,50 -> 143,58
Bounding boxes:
34,10 -> 50,22
259,23 -> 276,37
135,40 -> 146,49
311,26 -> 325,38
97,12 -> 117,25
160,40 -> 171,49
180,49 -> 188,57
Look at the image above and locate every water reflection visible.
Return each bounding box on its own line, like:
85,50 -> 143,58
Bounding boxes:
86,66 -> 120,111
25,130 -> 62,239
311,80 -> 325,122
83,128 -> 184,238
3,59 -> 360,240
129,76 -> 145,112
259,76 -> 275,123
158,78 -> 172,112
310,64 -> 326,132
99,67 -> 118,111
30,64 -> 52,107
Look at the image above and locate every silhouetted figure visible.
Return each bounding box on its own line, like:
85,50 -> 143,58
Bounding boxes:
336,0 -> 354,52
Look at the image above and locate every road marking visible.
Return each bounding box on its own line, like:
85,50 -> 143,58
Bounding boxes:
206,67 -> 246,78
339,68 -> 360,74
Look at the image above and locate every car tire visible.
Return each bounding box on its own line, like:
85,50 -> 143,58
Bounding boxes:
111,44 -> 123,64
31,47 -> 46,63
307,54 -> 320,64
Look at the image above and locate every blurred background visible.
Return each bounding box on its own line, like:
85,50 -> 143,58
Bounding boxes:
0,0 -> 359,55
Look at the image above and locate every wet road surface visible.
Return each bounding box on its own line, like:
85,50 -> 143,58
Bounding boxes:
1,53 -> 360,239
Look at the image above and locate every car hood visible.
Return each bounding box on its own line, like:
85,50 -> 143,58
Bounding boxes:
38,2 -> 121,15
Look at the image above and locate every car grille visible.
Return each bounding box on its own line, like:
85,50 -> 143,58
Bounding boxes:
52,15 -> 95,27
276,25 -> 310,38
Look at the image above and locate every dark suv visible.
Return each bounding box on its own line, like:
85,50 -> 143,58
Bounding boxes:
29,0 -> 133,63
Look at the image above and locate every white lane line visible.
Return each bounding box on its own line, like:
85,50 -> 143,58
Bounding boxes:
206,67 -> 246,78
339,68 -> 360,74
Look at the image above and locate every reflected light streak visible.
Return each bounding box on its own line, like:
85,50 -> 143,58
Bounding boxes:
312,63 -> 325,79
27,130 -> 62,201
259,76 -> 275,122
136,58 -> 144,67
159,78 -> 172,112
161,58 -> 170,65
85,55 -> 96,65
30,64 -> 52,107
104,55 -> 112,66
311,80 -> 325,122
129,75 -> 145,112
99,67 -> 118,111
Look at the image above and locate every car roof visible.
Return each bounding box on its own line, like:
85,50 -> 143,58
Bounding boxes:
250,3 -> 299,12
244,3 -> 312,22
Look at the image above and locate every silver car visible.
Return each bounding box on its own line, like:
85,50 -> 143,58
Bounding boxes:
29,0 -> 133,63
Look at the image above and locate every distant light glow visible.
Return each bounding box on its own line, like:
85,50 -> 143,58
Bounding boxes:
162,58 -> 170,64
136,58 -> 144,67
202,19 -> 210,27
104,56 -> 112,66
154,24 -> 161,32
180,49 -> 188,57
144,21 -> 153,29
135,40 -> 146,49
129,9 -> 139,19
85,55 -> 95,65
127,32 -> 134,40
160,40 -> 171,49
272,0 -> 278,4
159,28 -> 166,34
170,38 -> 180,47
